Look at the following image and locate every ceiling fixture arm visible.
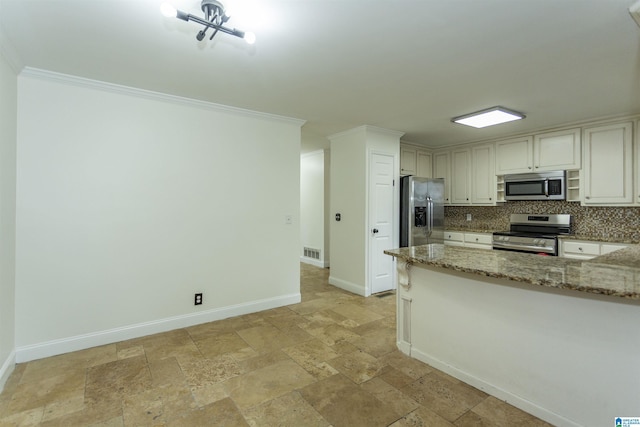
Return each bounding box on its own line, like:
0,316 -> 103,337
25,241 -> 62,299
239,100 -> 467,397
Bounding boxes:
161,1 -> 255,45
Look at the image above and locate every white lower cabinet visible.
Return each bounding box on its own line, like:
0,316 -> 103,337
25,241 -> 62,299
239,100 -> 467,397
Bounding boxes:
464,232 -> 493,249
445,231 -> 492,250
560,239 -> 630,259
444,231 -> 464,246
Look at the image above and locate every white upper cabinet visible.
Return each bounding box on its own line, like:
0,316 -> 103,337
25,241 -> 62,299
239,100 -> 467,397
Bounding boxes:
534,128 -> 581,171
495,137 -> 533,174
433,151 -> 451,205
400,147 -> 417,176
495,128 -> 581,175
416,150 -> 432,178
400,145 -> 432,177
451,148 -> 471,204
471,144 -> 495,204
583,121 -> 634,205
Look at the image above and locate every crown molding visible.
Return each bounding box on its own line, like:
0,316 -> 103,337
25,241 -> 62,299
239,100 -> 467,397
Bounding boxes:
328,124 -> 405,141
300,149 -> 326,159
19,67 -> 306,127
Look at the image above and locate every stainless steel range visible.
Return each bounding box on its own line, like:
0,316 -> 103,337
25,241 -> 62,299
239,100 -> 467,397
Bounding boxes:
492,214 -> 572,256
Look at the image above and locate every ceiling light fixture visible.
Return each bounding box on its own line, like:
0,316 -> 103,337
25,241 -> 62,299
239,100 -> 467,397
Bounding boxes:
161,0 -> 256,45
630,0 -> 640,29
451,106 -> 525,129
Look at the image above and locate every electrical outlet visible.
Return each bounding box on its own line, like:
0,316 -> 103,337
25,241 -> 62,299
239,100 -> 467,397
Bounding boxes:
194,293 -> 203,305
466,214 -> 472,221
285,215 -> 293,225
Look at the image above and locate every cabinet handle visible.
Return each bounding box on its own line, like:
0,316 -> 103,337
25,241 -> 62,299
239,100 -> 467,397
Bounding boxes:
528,166 -> 532,170
578,247 -> 583,252
586,196 -> 590,200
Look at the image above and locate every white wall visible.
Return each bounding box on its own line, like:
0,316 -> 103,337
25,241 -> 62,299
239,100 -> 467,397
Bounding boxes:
300,150 -> 329,267
14,70 -> 304,362
0,45 -> 17,390
329,128 -> 367,294
329,126 -> 401,296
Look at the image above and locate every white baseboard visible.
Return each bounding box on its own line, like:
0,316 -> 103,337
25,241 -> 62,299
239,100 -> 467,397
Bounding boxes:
0,350 -> 16,393
410,347 -> 579,427
16,293 -> 301,363
396,341 -> 411,355
300,256 -> 329,268
328,276 -> 365,296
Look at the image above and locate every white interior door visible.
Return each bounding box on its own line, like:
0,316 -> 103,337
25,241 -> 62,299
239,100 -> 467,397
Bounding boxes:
369,152 -> 395,295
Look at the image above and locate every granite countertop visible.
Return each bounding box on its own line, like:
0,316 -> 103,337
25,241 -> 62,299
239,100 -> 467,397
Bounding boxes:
384,244 -> 640,300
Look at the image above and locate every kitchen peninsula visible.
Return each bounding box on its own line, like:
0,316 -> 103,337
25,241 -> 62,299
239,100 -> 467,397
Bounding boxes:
384,244 -> 640,427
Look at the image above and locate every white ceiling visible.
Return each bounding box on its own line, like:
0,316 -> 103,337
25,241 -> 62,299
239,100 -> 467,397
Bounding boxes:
1,0 -> 639,152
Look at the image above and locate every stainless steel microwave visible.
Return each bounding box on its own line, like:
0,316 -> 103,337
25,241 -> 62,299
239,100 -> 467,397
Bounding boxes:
504,171 -> 566,201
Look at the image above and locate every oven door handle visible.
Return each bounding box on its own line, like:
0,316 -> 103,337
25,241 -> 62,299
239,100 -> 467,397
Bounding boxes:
492,242 -> 556,253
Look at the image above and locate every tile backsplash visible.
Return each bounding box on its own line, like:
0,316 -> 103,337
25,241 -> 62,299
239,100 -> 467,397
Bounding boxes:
445,202 -> 640,242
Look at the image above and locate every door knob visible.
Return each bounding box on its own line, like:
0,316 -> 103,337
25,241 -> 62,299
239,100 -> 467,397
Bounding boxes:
372,228 -> 379,234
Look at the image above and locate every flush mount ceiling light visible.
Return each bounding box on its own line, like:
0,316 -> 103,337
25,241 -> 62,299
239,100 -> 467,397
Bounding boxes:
161,0 -> 256,45
451,106 -> 525,129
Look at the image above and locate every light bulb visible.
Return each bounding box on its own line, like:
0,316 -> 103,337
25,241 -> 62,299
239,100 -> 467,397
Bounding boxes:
160,2 -> 177,18
244,32 -> 256,45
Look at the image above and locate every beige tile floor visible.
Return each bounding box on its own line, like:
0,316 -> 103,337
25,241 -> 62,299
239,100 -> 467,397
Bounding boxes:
0,264 -> 552,426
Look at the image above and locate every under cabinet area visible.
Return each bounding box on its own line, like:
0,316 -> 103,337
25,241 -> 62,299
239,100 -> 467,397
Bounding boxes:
495,128 -> 581,175
560,239 -> 630,259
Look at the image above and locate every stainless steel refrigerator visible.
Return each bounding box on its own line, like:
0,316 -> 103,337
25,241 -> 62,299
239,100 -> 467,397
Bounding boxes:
400,176 -> 444,247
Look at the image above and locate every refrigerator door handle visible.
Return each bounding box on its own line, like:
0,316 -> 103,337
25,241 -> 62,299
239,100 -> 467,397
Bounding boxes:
427,197 -> 433,237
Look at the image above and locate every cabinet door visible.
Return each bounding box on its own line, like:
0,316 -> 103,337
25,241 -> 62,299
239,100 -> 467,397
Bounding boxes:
400,147 -> 417,176
451,149 -> 471,204
464,232 -> 493,249
433,151 -> 451,204
601,243 -> 629,255
471,144 -> 495,205
416,150 -> 432,178
583,122 -> 633,205
495,137 -> 533,174
534,128 -> 581,171
561,240 -> 600,259
444,231 -> 464,246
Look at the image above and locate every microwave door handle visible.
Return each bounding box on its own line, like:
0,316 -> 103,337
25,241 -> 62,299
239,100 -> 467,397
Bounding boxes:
544,179 -> 549,197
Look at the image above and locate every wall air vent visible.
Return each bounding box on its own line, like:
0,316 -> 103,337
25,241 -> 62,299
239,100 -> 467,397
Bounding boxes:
303,247 -> 320,260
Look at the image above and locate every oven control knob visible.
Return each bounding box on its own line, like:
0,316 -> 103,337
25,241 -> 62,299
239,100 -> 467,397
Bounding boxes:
504,236 -> 510,242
